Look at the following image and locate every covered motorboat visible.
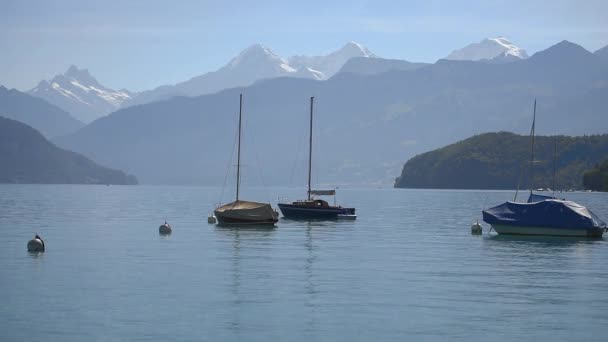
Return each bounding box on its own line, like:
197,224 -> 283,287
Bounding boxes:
481,100 -> 605,237
214,200 -> 279,225
482,199 -> 606,237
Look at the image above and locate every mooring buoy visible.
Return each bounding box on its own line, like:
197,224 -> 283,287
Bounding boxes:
471,221 -> 483,235
159,221 -> 172,235
27,234 -> 45,252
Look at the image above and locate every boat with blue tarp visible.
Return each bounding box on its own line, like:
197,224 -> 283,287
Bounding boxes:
483,194 -> 606,237
482,100 -> 605,237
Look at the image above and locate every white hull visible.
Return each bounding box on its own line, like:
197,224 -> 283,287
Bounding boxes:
492,224 -> 603,237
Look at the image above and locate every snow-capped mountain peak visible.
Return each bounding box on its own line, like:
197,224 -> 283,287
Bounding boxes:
28,65 -> 135,123
228,44 -> 295,72
488,37 -> 527,58
445,37 -> 528,61
338,41 -> 376,58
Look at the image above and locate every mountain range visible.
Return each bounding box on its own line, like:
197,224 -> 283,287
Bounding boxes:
120,42 -> 376,108
52,40 -> 608,186
23,38 -> 533,124
25,42 -> 379,120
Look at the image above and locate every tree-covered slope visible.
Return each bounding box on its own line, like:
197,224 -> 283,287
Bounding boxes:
395,132 -> 608,189
583,160 -> 608,191
0,117 -> 137,184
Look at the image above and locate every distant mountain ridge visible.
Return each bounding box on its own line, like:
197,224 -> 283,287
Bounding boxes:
0,86 -> 83,138
595,45 -> 608,59
29,65 -> 135,123
394,132 -> 608,190
0,116 -> 136,184
338,57 -> 429,75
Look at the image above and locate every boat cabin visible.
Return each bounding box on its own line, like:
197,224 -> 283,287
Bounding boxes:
293,199 -> 331,208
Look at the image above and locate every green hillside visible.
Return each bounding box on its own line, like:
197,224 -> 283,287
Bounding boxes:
0,117 -> 137,184
583,160 -> 608,191
394,132 -> 608,190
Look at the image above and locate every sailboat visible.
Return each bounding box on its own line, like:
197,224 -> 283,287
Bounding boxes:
278,97 -> 356,220
482,100 -> 606,237
214,94 -> 279,226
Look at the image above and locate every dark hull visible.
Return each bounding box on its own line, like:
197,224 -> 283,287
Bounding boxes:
278,203 -> 354,220
213,212 -> 278,226
491,224 -> 604,237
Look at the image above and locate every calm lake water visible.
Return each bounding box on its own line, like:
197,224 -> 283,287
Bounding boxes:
1,185 -> 608,341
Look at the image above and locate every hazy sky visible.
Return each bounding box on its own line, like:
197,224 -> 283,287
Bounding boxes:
1,0 -> 607,91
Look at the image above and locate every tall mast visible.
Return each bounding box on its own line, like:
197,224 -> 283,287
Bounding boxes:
236,93 -> 243,201
528,99 -> 536,194
308,96 -> 314,201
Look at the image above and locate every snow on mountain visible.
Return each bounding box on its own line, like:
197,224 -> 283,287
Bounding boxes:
289,41 -> 377,78
29,65 -> 135,123
122,44 -> 325,108
445,37 -> 528,61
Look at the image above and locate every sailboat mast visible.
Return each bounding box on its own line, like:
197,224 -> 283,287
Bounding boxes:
308,96 -> 314,201
236,93 -> 243,201
528,99 -> 536,194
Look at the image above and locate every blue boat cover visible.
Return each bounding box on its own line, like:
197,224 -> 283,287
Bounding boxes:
483,199 -> 606,230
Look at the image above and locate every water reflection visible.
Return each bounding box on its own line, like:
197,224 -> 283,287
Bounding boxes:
304,222 -> 318,334
213,225 -> 276,336
28,251 -> 45,259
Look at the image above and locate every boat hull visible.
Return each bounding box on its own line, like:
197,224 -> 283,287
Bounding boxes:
491,224 -> 604,237
278,203 -> 354,220
213,211 -> 278,226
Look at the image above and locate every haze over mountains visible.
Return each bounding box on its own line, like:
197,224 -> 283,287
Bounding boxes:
0,116 -> 136,184
0,86 -> 83,138
52,39 -> 608,186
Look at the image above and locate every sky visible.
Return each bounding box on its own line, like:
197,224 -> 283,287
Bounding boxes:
1,0 -> 607,92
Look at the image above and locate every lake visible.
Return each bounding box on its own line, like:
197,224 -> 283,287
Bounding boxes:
1,185 -> 608,341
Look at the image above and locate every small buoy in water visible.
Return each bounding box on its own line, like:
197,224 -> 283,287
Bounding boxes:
471,221 -> 483,235
208,215 -> 217,224
159,221 -> 172,235
27,234 -> 45,252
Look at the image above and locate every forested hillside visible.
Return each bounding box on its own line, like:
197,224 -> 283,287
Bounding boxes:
395,132 -> 608,189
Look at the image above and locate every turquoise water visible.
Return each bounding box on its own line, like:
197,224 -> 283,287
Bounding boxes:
1,185 -> 608,341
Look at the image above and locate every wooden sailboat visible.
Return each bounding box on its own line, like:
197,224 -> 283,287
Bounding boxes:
277,97 -> 356,220
214,94 -> 279,226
